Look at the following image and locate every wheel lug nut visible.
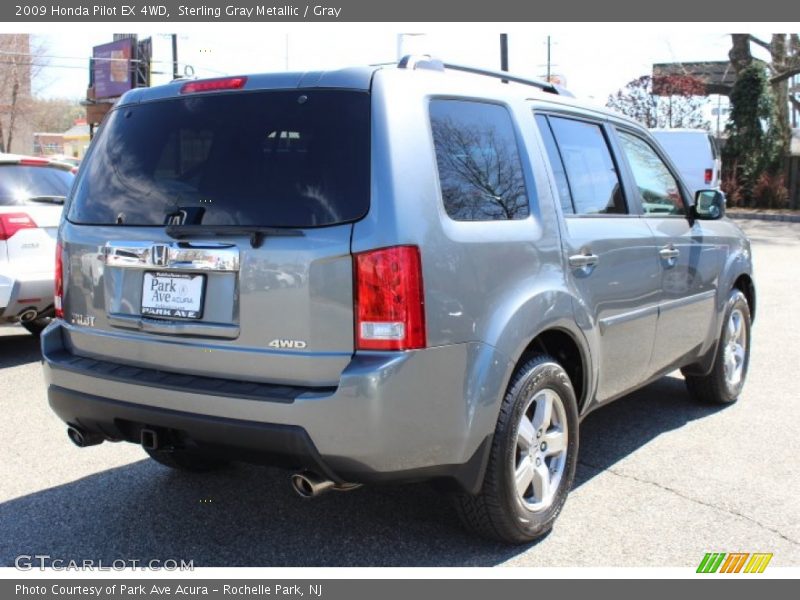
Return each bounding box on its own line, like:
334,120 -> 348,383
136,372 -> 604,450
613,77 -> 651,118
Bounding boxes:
535,457 -> 541,466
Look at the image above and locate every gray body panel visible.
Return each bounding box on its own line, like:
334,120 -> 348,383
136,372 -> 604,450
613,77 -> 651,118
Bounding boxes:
43,65 -> 755,486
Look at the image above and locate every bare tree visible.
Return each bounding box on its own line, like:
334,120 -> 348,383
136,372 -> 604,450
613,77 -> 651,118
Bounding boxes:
606,75 -> 709,129
431,116 -> 528,220
30,98 -> 84,134
0,34 -> 48,153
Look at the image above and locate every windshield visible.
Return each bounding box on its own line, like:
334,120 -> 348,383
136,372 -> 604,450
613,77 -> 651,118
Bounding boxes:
68,89 -> 371,228
0,165 -> 74,205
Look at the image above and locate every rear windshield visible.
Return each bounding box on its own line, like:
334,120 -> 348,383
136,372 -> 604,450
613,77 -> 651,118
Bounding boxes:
68,90 -> 370,228
0,165 -> 74,205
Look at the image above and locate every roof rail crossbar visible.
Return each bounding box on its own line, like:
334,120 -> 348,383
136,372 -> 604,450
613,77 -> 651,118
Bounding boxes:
442,62 -> 561,95
396,54 -> 571,97
397,55 -> 445,71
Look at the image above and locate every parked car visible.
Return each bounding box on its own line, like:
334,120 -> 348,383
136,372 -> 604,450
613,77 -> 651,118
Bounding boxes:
0,154 -> 74,335
42,58 -> 755,543
48,155 -> 81,169
650,128 -> 721,194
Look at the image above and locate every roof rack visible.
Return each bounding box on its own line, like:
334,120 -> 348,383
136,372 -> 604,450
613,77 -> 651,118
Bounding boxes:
397,54 -> 573,97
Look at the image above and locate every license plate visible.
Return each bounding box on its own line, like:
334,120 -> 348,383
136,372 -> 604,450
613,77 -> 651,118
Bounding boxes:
141,272 -> 205,320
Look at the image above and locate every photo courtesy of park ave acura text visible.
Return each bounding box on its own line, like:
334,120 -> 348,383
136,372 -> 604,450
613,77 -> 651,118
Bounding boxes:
0,7 -> 798,576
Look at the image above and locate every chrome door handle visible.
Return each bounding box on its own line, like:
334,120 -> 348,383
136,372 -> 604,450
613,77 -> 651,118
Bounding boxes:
568,253 -> 599,268
659,247 -> 680,260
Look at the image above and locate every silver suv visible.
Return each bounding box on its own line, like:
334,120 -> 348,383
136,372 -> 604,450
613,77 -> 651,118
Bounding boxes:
42,58 -> 755,543
1,154 -> 74,335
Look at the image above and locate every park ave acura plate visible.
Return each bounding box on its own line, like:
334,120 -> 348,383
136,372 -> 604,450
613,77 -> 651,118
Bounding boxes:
141,271 -> 206,319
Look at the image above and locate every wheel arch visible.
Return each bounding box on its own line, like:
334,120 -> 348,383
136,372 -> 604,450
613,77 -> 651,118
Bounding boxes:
733,273 -> 756,323
514,326 -> 591,414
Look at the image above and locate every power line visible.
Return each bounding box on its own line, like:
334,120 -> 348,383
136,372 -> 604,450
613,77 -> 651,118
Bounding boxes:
0,49 -> 191,67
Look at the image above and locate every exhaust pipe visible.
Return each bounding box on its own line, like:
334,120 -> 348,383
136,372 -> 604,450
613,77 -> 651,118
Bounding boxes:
67,425 -> 104,448
291,471 -> 336,498
18,308 -> 38,322
290,471 -> 361,498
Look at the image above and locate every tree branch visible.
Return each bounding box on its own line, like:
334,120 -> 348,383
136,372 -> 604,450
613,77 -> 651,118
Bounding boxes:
748,35 -> 773,52
770,66 -> 800,85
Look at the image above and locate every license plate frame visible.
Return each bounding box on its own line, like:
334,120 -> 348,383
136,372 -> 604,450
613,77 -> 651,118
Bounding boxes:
141,271 -> 206,320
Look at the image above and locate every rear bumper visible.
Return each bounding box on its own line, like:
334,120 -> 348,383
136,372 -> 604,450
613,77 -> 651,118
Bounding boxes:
0,270 -> 54,319
42,321 -> 511,492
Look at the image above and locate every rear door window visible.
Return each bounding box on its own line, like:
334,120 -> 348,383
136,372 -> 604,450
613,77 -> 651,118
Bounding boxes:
546,116 -> 627,215
67,90 -> 370,228
430,99 -> 530,221
535,114 -> 575,215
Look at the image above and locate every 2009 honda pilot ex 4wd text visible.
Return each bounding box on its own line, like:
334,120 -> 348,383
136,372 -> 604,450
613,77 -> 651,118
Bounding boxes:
42,57 -> 755,543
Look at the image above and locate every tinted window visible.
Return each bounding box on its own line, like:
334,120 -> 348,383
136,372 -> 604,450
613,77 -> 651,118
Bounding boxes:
548,117 -> 626,215
618,131 -> 685,216
68,90 -> 370,227
430,100 -> 529,221
0,165 -> 74,206
535,114 -> 574,215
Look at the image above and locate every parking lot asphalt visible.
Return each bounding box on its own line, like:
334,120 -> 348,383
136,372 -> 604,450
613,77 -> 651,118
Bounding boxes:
1,219 -> 798,568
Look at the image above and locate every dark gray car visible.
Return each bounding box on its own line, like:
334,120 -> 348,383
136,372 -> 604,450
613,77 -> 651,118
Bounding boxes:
41,58 -> 755,543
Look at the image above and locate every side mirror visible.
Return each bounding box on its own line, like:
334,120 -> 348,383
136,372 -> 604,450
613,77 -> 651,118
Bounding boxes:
692,189 -> 725,220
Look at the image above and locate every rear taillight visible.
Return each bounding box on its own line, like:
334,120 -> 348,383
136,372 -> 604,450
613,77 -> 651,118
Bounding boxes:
0,212 -> 37,241
54,242 -> 64,318
705,169 -> 713,185
354,245 -> 426,351
180,76 -> 247,94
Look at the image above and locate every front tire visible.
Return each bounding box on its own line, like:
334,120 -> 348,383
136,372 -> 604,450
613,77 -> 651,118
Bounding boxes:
683,289 -> 751,405
455,354 -> 579,543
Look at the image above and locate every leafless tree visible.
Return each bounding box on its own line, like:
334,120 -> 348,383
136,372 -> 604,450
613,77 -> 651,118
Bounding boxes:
0,34 -> 48,153
431,116 -> 528,220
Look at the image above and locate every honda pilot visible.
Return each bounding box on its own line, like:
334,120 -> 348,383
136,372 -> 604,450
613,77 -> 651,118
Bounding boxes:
42,57 -> 755,543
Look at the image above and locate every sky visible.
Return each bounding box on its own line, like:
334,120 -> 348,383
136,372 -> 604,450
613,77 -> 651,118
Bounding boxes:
25,25 -> 782,110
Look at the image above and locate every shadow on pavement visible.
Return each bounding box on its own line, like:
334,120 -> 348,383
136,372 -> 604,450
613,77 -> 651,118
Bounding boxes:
574,375 -> 728,487
0,375 -> 729,567
0,330 -> 41,369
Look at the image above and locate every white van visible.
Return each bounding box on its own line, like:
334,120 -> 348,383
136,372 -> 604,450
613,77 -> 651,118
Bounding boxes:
650,129 -> 721,193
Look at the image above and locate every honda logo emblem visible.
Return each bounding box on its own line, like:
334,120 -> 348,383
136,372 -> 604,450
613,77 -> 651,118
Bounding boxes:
151,244 -> 170,267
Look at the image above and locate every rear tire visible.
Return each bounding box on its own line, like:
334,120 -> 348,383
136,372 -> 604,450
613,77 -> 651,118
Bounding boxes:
145,448 -> 229,472
22,317 -> 51,336
454,354 -> 579,543
683,289 -> 751,405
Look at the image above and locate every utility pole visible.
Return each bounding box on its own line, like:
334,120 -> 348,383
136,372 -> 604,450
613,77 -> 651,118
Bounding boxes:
546,35 -> 551,81
171,33 -> 178,80
500,33 -> 508,83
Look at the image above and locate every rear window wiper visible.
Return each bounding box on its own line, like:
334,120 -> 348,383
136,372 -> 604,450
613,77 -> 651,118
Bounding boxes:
27,195 -> 66,205
164,224 -> 304,249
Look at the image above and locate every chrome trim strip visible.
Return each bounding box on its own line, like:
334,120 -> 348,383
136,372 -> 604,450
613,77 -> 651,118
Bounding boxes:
108,313 -> 240,339
104,241 -> 240,272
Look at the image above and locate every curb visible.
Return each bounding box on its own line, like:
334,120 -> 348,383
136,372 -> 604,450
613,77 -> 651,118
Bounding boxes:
727,211 -> 800,223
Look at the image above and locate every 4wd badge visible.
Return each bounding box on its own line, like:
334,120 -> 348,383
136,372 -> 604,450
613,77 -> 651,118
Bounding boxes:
268,339 -> 307,349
